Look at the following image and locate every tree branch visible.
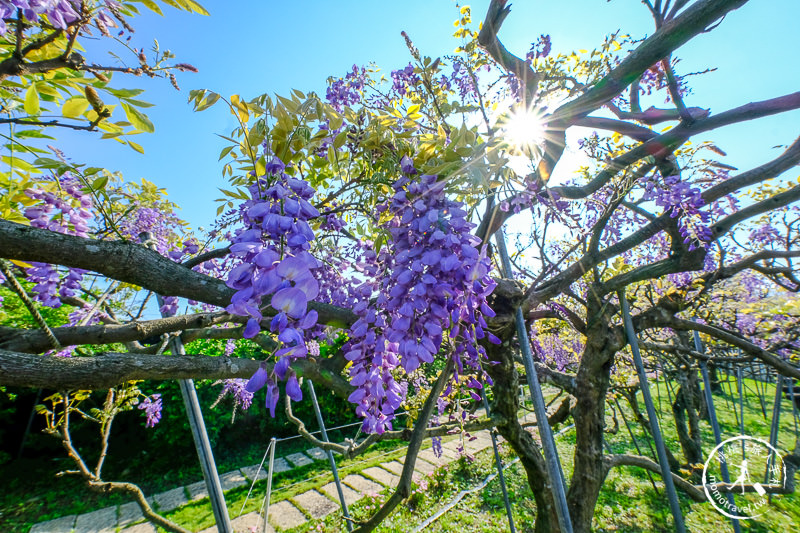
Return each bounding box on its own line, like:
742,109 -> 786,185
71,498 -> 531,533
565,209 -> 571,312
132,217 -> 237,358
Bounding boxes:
0,220 -> 357,328
0,349 -> 354,397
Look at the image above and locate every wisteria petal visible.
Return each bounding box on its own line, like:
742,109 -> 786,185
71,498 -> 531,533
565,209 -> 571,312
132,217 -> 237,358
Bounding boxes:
271,287 -> 308,319
286,373 -> 303,402
245,367 -> 268,393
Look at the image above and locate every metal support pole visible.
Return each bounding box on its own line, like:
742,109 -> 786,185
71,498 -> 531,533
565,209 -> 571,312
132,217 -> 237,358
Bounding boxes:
695,332 -> 741,533
494,227 -> 573,533
307,380 -> 353,531
790,379 -> 799,437
749,362 -> 768,419
619,291 -> 685,533
481,391 -> 516,533
262,437 -> 276,533
168,331 -> 233,532
736,365 -> 746,458
142,233 -> 231,531
612,396 -> 660,495
764,374 -> 783,488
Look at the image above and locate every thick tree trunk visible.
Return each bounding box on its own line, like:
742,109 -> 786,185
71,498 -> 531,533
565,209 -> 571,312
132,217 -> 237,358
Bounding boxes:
564,300 -> 623,533
671,369 -> 704,468
485,342 -> 560,532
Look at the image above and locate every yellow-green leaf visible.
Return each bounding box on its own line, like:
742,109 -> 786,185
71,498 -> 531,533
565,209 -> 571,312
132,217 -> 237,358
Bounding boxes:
92,175 -> 109,190
128,140 -> 145,154
24,84 -> 40,115
137,0 -> 164,15
121,102 -> 155,133
62,97 -> 89,118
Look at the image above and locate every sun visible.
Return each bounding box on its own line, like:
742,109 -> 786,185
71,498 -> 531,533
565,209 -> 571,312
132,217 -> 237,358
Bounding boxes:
497,105 -> 547,159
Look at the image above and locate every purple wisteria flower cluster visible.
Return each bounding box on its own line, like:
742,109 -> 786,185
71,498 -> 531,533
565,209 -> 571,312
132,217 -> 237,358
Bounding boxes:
526,34 -> 552,62
0,0 -> 80,35
344,155 -> 498,434
390,64 -> 420,97
326,65 -> 367,111
23,173 -> 92,307
226,156 -> 321,416
212,378 -> 254,414
138,393 -> 162,428
643,174 -> 711,250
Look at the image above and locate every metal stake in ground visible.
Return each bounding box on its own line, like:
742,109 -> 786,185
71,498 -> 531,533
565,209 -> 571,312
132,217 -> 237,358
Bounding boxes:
694,332 -> 741,533
261,437 -> 276,533
618,291 -> 685,533
308,380 -> 354,532
494,227 -> 573,533
480,390 -> 516,533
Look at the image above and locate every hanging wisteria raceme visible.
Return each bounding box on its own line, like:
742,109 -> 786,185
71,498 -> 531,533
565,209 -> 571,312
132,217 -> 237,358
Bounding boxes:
226,156 -> 321,415
643,173 -> 711,250
344,155 -> 498,434
0,0 -> 80,35
138,393 -> 163,428
326,65 -> 367,111
22,173 -> 93,308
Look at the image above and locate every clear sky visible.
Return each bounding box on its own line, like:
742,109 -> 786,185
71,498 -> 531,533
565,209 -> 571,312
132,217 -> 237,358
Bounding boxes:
51,0 -> 800,230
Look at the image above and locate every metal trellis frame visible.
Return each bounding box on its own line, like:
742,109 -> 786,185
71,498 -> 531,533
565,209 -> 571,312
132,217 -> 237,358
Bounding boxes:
307,380 -> 354,532
495,226 -> 574,533
481,390 -> 517,533
694,332 -> 741,533
619,291 -> 685,533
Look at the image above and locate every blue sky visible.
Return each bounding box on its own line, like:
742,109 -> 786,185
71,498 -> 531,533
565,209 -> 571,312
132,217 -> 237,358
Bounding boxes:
53,0 -> 800,230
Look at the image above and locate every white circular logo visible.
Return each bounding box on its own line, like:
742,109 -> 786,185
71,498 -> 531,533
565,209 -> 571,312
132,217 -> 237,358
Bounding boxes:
702,435 -> 785,520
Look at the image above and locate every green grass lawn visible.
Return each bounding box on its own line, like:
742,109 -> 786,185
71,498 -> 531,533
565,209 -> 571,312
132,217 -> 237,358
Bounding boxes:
4,374 -> 799,533
254,377 -> 800,533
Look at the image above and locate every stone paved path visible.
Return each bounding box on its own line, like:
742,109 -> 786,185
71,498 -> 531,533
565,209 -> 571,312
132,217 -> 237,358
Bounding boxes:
29,430 -> 496,533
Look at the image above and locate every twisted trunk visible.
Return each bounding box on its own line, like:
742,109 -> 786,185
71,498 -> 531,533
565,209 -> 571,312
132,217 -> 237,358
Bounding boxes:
672,368 -> 704,468
485,337 -> 560,533
565,298 -> 623,533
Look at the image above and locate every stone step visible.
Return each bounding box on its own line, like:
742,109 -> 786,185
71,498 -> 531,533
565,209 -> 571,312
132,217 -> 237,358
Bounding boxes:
32,430 -> 508,532
342,474 -> 383,496
267,500 -> 307,531
361,466 -> 400,488
293,490 -> 338,519
320,481 -> 362,506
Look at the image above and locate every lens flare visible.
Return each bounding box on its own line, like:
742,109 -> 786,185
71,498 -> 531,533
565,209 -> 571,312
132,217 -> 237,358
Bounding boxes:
498,106 -> 546,158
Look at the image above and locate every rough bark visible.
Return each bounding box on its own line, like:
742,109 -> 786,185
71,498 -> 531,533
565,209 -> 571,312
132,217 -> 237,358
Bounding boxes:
672,379 -> 704,467
485,336 -> 559,533
565,295 -> 625,533
0,349 -> 353,398
0,219 -> 357,328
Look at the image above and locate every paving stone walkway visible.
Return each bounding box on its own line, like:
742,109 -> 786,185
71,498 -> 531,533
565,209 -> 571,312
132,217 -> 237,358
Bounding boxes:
29,426 -> 504,533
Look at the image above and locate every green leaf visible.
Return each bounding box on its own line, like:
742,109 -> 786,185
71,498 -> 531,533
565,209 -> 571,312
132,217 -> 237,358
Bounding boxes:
136,0 -> 164,15
92,176 -> 109,190
14,129 -> 53,139
195,92 -> 220,112
218,145 -> 233,161
121,102 -> 155,133
106,88 -> 146,98
127,140 -> 145,154
122,98 -> 155,108
182,0 -> 209,15
24,84 -> 40,115
333,131 -> 347,150
62,97 -> 89,118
